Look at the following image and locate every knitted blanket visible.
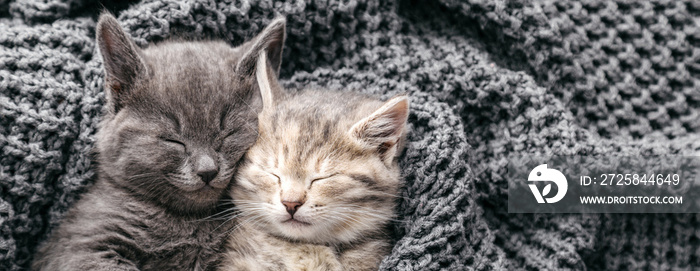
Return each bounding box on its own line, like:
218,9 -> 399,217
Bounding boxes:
1,0 -> 699,270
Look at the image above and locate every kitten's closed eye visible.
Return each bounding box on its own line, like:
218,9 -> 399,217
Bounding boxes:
161,137 -> 186,150
267,172 -> 281,184
310,174 -> 338,186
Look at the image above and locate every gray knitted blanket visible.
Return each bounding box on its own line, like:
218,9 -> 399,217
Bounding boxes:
1,0 -> 699,270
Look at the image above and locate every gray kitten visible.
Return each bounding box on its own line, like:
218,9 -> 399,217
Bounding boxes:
31,14 -> 286,271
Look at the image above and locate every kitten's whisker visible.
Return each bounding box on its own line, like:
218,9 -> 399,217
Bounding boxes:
125,172 -> 161,180
188,207 -> 239,222
326,212 -> 377,237
370,191 -> 414,201
330,204 -> 407,223
327,210 -> 394,241
224,213 -> 266,237
213,212 -> 247,232
215,203 -> 269,233
341,210 -> 404,223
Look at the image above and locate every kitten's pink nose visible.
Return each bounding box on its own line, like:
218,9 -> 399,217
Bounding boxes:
281,201 -> 303,216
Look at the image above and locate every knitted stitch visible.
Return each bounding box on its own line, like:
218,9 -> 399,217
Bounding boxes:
1,0 -> 699,270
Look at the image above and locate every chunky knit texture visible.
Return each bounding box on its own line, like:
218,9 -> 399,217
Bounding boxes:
1,0 -> 699,270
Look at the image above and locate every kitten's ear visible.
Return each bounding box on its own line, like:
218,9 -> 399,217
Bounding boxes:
255,50 -> 281,112
350,96 -> 410,162
236,16 -> 286,77
96,12 -> 147,112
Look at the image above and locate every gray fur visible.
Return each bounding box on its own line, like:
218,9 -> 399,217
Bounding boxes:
31,14 -> 286,271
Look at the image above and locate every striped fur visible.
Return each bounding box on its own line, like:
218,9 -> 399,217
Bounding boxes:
220,57 -> 409,270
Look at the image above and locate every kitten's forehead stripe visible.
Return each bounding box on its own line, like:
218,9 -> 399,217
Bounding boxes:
270,111 -> 279,133
348,174 -> 377,188
322,122 -> 332,142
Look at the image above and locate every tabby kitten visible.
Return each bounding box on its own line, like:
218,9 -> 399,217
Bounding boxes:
219,53 -> 409,271
32,14 -> 287,271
